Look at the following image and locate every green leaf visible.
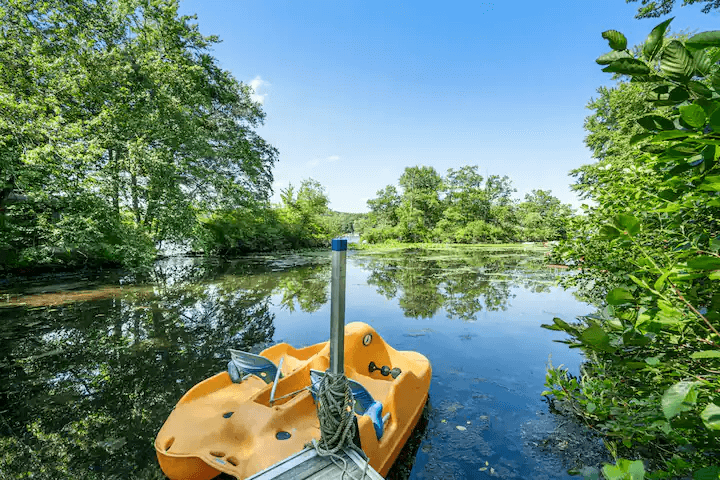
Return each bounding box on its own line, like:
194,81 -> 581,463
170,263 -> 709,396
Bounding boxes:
599,225 -> 621,239
645,356 -> 661,365
662,381 -> 699,419
661,40 -> 694,83
686,31 -> 720,50
710,108 -> 720,132
596,50 -> 632,65
689,80 -> 714,98
694,466 -> 720,480
613,214 -> 640,236
686,255 -> 720,270
602,459 -> 645,480
637,115 -> 675,131
629,132 -> 652,145
607,287 -> 634,305
654,271 -> 671,291
668,87 -> 690,103
680,104 -> 707,128
691,50 -> 712,77
602,30 -> 628,51
643,18 -> 673,61
701,404 -> 720,431
580,324 -> 615,352
691,351 -> 720,359
602,58 -> 650,75
650,130 -> 692,142
698,175 -> 720,191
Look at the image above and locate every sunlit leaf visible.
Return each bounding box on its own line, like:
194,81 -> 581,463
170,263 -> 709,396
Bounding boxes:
602,30 -> 627,51
686,31 -> 720,50
686,255 -> 720,270
661,41 -> 694,82
643,17 -> 673,61
580,324 -> 615,352
613,214 -> 640,236
603,58 -> 650,75
701,404 -> 720,431
607,287 -> 634,305
596,50 -> 632,65
662,381 -> 699,419
690,351 -> 720,359
629,132 -> 652,145
679,104 -> 706,128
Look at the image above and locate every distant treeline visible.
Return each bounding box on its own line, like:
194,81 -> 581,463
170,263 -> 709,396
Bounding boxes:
355,165 -> 573,244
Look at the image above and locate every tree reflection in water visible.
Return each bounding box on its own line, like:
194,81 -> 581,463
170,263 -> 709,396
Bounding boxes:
0,258 -> 330,480
357,246 -> 557,321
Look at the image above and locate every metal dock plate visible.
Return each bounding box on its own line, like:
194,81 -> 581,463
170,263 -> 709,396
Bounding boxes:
247,446 -> 384,480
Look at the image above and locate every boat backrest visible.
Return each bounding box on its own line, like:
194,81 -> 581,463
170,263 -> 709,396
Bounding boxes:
228,349 -> 279,384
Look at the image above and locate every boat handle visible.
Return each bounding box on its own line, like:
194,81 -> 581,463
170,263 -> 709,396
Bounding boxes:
368,361 -> 401,379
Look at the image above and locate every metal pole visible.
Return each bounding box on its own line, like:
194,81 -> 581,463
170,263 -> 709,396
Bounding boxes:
329,238 -> 347,375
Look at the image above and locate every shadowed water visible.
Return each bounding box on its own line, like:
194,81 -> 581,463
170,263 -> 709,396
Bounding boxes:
0,246 -> 601,479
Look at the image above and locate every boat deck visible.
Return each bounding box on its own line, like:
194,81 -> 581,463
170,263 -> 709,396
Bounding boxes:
247,446 -> 384,479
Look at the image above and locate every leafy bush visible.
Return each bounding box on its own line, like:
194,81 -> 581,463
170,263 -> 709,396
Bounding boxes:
545,20 -> 720,478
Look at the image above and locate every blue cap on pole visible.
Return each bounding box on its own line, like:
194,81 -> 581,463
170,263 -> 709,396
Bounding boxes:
331,238 -> 347,251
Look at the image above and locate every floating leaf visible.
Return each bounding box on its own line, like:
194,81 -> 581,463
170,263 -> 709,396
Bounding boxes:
701,404 -> 720,431
456,425 -> 466,431
643,18 -> 673,61
602,30 -> 627,51
686,31 -> 720,50
680,104 -> 706,128
662,381 -> 699,419
607,287 -> 634,305
596,50 -> 632,65
603,58 -> 650,75
661,40 -> 694,82
691,351 -> 720,359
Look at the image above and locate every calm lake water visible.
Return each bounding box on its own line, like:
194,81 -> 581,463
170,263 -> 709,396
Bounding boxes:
0,246 -> 599,479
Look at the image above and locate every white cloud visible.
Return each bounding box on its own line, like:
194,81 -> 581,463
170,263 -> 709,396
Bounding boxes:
326,155 -> 340,162
249,76 -> 269,104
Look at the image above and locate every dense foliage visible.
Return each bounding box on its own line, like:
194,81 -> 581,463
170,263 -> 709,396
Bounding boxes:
357,165 -> 573,244
627,0 -> 720,18
0,0 -> 277,271
196,179 -> 359,254
543,18 -> 720,479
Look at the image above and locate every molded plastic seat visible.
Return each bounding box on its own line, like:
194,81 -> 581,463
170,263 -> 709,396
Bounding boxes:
228,349 -> 279,384
309,369 -> 385,439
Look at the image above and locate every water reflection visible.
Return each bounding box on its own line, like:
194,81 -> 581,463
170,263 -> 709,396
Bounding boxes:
0,260 -> 328,480
0,248 -> 587,480
357,247 -> 558,321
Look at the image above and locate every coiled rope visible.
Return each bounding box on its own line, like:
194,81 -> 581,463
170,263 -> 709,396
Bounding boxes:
312,371 -> 370,480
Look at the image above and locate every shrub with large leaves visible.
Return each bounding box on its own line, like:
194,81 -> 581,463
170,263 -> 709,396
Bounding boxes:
545,19 -> 720,478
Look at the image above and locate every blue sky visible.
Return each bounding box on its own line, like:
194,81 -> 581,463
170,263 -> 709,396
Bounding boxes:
179,0 -> 719,212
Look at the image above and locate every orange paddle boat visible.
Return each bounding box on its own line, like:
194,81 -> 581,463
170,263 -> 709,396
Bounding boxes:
155,321 -> 431,479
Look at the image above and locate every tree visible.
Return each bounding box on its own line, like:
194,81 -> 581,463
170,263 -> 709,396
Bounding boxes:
0,0 -> 277,270
627,0 -> 720,17
397,166 -> 443,241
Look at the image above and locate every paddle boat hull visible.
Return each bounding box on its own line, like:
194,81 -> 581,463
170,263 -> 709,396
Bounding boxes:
155,322 -> 431,479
